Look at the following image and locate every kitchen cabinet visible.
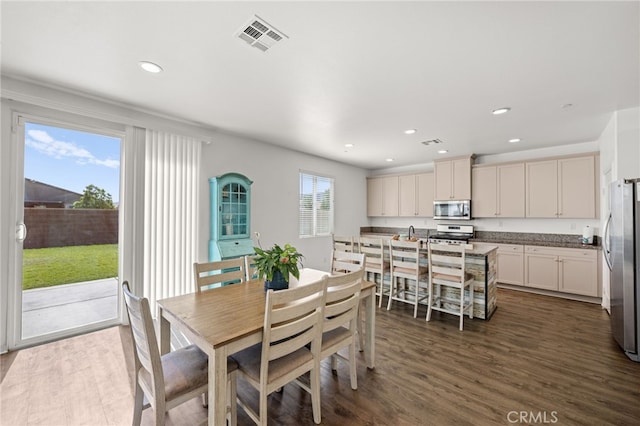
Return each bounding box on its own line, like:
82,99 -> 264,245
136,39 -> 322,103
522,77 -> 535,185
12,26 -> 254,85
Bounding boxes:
524,245 -> 600,297
496,244 -> 524,285
367,176 -> 399,216
525,154 -> 598,218
434,156 -> 473,200
399,172 -> 434,217
472,163 -> 525,217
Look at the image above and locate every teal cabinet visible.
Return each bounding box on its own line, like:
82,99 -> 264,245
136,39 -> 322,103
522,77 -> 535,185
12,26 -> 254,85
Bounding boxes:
209,173 -> 254,261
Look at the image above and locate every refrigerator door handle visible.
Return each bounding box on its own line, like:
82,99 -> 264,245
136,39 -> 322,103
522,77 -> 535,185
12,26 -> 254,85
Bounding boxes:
603,213 -> 613,270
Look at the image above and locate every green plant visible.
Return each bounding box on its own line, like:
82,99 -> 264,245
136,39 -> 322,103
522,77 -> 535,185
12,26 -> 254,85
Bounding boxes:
253,243 -> 303,283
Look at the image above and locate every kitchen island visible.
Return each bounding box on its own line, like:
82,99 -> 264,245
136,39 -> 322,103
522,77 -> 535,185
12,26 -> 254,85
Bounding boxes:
360,233 -> 497,319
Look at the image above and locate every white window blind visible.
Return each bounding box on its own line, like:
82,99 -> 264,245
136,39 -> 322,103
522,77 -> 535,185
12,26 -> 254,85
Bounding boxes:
299,172 -> 334,237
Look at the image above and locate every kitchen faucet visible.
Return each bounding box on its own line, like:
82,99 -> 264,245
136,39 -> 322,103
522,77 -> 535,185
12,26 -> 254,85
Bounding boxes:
408,225 -> 415,239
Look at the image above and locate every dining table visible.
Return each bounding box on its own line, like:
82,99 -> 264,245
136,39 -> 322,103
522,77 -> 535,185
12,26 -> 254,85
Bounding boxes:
156,268 -> 377,426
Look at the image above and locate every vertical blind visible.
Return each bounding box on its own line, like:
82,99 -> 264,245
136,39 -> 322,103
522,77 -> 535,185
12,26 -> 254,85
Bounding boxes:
143,130 -> 201,314
299,172 -> 334,237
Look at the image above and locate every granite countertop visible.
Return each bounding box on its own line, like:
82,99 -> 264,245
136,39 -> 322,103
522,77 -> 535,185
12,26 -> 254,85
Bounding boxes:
360,227 -> 601,251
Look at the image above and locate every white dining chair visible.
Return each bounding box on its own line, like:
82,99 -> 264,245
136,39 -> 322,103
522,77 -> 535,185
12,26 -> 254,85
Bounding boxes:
122,282 -> 238,425
234,277 -> 328,425
193,257 -> 245,292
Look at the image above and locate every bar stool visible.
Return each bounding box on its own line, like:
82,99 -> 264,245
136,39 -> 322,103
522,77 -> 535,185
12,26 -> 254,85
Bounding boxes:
426,242 -> 474,331
358,236 -> 390,307
387,239 -> 429,318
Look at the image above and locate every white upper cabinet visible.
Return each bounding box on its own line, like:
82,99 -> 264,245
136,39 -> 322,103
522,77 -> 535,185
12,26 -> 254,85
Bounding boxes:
526,154 -> 598,218
434,156 -> 473,200
472,163 -> 525,217
398,172 -> 434,217
367,176 -> 398,216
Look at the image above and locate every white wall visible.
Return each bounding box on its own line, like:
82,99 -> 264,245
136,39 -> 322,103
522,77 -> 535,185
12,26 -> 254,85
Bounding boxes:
198,133 -> 368,271
369,141 -> 601,236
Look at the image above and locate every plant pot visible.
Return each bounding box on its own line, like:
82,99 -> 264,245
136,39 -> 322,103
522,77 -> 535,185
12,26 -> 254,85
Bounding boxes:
264,270 -> 289,291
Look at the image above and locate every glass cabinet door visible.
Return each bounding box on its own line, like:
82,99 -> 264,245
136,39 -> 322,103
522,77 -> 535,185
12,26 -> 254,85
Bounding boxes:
220,182 -> 248,238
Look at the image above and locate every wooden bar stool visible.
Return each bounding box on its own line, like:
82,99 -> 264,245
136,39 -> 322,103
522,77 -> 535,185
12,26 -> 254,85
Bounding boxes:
426,242 -> 474,331
387,239 -> 429,318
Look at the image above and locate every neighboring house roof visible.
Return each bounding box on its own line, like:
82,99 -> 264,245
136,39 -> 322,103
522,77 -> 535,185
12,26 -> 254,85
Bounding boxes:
24,178 -> 81,207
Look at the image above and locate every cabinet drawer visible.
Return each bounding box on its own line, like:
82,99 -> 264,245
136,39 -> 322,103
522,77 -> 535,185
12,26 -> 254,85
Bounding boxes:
496,243 -> 524,253
524,245 -> 559,256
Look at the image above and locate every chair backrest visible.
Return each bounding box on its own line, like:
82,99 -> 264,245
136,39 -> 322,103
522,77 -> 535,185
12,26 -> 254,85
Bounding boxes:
244,254 -> 258,281
122,282 -> 164,397
358,237 -> 388,274
260,277 -> 328,378
427,242 -> 472,284
324,269 -> 363,334
193,257 -> 246,292
389,239 -> 425,276
332,235 -> 355,252
330,250 -> 366,275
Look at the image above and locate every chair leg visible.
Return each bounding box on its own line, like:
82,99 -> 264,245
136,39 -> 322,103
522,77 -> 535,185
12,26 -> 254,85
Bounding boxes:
349,341 -> 358,390
132,382 -> 144,426
469,283 -> 474,319
356,301 -> 364,352
331,354 -> 338,371
386,277 -> 395,310
310,363 -> 322,424
426,282 -> 433,322
459,287 -> 464,331
154,398 -> 166,426
259,386 -> 268,426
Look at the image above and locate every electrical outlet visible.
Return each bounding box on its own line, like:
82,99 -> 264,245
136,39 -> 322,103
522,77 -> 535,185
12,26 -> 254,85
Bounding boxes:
498,221 -> 503,227
254,231 -> 260,239
570,223 -> 576,230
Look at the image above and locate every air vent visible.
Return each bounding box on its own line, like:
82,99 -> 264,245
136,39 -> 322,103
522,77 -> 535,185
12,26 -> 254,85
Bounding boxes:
421,139 -> 444,146
235,15 -> 288,52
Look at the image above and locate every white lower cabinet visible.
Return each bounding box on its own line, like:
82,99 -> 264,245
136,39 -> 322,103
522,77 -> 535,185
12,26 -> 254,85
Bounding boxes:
524,245 -> 600,297
496,244 -> 524,286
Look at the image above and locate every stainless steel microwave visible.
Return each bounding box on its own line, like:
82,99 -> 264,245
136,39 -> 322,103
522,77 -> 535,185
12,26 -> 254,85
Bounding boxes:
433,200 -> 471,220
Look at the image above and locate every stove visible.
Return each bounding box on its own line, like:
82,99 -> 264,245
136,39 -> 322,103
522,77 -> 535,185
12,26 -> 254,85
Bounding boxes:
428,224 -> 474,245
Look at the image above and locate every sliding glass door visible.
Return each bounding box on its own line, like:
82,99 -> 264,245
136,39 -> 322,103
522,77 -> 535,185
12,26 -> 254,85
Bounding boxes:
15,116 -> 122,345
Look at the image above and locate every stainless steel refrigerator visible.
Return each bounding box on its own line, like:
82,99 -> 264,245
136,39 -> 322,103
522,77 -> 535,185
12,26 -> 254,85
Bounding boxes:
604,178 -> 640,361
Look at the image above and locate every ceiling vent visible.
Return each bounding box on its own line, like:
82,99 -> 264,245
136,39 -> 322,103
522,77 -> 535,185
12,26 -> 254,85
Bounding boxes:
421,139 -> 444,146
235,15 -> 288,52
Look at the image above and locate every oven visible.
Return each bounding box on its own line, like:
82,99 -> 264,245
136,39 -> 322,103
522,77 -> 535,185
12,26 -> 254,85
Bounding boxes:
428,224 -> 474,245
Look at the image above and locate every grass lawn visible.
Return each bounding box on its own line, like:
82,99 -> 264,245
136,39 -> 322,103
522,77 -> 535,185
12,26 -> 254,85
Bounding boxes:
23,244 -> 118,290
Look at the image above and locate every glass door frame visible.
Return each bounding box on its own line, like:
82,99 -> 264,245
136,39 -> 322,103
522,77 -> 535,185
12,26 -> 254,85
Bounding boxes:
9,111 -> 125,350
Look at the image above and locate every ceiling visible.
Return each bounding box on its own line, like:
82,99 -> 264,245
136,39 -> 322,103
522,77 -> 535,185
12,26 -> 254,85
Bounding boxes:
2,1 -> 638,170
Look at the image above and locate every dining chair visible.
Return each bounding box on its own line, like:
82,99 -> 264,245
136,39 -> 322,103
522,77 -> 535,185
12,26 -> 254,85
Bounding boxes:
244,254 -> 259,281
357,236 -> 390,308
332,234 -> 355,252
193,257 -> 245,292
426,242 -> 475,331
321,269 -> 363,390
387,239 -> 429,318
121,282 -> 238,426
330,249 -> 366,274
234,276 -> 328,425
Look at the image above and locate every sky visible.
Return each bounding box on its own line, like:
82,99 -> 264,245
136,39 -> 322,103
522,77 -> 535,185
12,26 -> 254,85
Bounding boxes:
24,122 -> 121,203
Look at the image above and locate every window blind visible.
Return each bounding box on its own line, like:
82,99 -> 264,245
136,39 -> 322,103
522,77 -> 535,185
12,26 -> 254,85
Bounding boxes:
299,172 -> 334,237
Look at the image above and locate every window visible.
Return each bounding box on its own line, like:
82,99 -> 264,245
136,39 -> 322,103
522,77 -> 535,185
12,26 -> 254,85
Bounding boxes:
299,172 -> 334,237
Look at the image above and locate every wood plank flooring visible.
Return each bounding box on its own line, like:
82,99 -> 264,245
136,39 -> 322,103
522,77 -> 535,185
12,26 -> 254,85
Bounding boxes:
2,288 -> 640,425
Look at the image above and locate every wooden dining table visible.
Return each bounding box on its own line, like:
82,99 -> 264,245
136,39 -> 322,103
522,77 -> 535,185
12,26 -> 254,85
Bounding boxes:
156,268 -> 377,426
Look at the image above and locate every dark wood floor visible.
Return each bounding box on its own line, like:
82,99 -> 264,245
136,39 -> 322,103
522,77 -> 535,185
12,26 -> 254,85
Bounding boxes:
2,288 -> 640,425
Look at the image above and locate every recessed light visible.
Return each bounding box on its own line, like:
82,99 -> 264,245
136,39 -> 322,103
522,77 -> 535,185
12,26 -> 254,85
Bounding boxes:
437,150 -> 448,154
404,129 -> 417,135
508,138 -> 521,143
562,103 -> 574,109
385,158 -> 394,162
492,107 -> 511,115
139,61 -> 163,73
344,143 -> 354,148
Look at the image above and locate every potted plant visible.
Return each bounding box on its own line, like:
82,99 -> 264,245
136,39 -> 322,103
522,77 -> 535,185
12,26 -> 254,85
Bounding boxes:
253,243 -> 303,291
